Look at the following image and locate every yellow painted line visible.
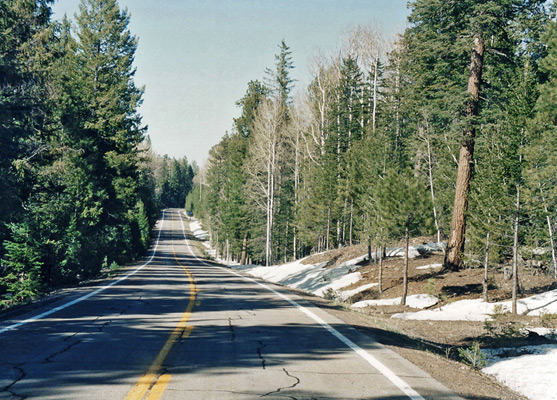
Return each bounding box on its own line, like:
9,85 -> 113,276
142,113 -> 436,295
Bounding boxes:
145,374 -> 171,400
182,325 -> 194,339
125,212 -> 197,400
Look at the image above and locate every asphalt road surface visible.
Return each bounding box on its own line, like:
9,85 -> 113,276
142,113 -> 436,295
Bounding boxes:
0,209 -> 461,399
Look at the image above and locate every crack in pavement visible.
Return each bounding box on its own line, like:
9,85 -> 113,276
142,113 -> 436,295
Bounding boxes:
257,341 -> 267,370
260,368 -> 301,399
228,318 -> 236,341
63,331 -> 79,342
97,320 -> 111,332
44,340 -> 82,363
0,363 -> 27,400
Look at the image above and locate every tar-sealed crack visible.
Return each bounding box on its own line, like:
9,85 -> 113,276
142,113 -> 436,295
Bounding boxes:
63,332 -> 79,341
260,368 -> 301,399
98,320 -> 111,332
44,340 -> 82,363
0,363 -> 27,400
228,318 -> 236,341
257,341 -> 267,370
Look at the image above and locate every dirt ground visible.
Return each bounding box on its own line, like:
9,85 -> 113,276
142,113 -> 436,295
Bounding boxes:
296,242 -> 557,399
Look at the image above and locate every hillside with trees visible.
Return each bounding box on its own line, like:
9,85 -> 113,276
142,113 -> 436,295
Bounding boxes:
189,1 -> 556,310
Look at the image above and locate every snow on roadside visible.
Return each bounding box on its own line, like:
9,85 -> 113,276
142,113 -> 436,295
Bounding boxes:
234,258 -> 363,298
189,218 -> 209,240
483,345 -> 557,400
390,289 -> 557,400
392,289 -> 557,321
416,263 -> 443,270
337,283 -> 378,301
185,215 -> 557,400
352,294 -> 438,309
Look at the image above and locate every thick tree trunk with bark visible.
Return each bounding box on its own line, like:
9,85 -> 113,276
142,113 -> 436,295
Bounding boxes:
444,35 -> 485,271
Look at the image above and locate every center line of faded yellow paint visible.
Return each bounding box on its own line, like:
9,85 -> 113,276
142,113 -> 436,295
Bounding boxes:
125,212 -> 197,400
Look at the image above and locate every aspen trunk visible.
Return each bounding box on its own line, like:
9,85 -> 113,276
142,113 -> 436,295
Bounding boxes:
326,207 -> 331,251
539,186 -> 557,278
401,224 -> 409,306
378,244 -> 384,294
372,55 -> 378,132
426,137 -> 441,245
512,186 -> 520,314
349,199 -> 354,246
445,35 -> 485,271
483,230 -> 490,302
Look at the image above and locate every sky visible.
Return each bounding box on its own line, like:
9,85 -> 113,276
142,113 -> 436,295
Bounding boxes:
51,0 -> 410,166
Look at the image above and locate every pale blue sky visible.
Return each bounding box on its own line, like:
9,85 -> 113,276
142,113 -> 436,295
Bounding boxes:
51,0 -> 410,165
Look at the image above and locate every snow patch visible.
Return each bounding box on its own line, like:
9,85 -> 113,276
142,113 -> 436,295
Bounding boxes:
189,218 -> 209,241
337,283 -> 378,301
352,294 -> 438,309
416,263 -> 443,270
234,258 -> 363,298
483,345 -> 557,400
392,289 -> 557,321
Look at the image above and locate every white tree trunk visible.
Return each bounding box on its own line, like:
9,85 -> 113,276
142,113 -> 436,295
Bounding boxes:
512,186 -> 520,314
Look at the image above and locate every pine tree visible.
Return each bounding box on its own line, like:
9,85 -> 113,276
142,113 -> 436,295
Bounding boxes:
0,0 -> 52,254
375,170 -> 433,305
402,0 -> 549,271
525,15 -> 557,277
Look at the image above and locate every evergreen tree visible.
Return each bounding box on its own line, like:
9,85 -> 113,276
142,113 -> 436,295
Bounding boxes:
0,0 -> 53,254
375,170 -> 433,305
525,14 -> 557,276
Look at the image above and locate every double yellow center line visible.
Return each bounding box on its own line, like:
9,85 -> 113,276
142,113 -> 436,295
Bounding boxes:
125,212 -> 197,400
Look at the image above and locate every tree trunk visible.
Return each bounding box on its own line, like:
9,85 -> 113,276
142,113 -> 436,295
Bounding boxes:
372,54 -> 378,132
349,199 -> 354,246
512,186 -> 520,314
444,35 -> 485,271
426,136 -> 441,245
539,185 -> 557,278
378,244 -> 383,294
326,207 -> 331,251
240,232 -> 248,265
483,230 -> 490,302
401,224 -> 409,306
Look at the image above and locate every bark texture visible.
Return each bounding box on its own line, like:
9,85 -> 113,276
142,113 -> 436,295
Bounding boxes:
444,35 -> 485,271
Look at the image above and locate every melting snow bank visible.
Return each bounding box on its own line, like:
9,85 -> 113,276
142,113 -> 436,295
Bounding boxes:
189,218 -> 209,241
483,345 -> 557,400
352,294 -> 438,309
392,289 -> 557,321
233,258 -> 363,297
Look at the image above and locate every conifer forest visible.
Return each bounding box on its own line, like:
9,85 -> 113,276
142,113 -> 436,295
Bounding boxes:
1,0 -> 556,309
0,0 -> 194,306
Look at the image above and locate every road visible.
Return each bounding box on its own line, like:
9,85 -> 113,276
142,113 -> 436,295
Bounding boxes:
0,209 -> 460,399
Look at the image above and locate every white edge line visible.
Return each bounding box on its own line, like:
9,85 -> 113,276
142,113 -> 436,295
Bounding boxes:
0,211 -> 167,335
177,212 -> 425,400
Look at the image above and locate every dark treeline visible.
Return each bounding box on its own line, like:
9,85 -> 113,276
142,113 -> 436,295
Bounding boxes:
0,0 -> 194,307
190,0 -> 556,304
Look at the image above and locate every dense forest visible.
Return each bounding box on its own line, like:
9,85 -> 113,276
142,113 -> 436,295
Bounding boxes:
0,0 -> 194,307
1,0 -> 556,309
189,0 -> 556,292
